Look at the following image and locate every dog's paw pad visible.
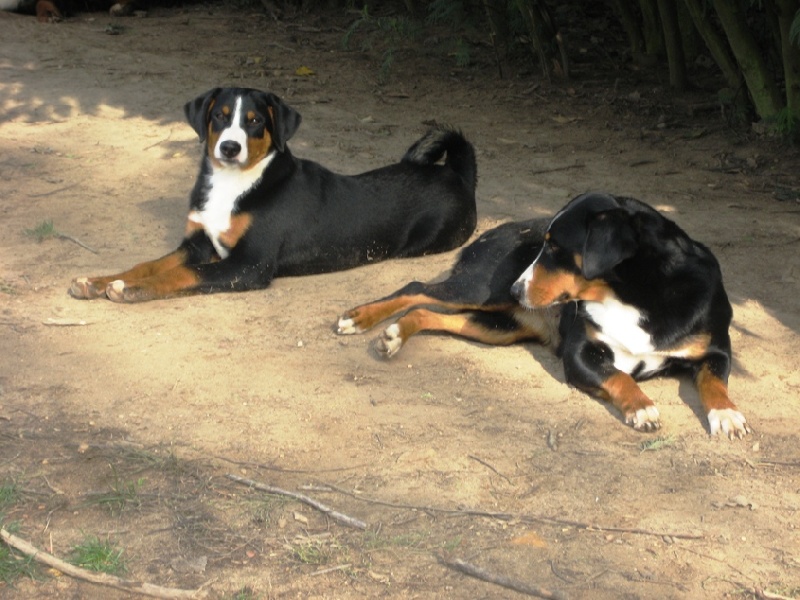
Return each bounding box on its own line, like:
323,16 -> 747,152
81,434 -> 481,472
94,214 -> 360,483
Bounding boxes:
627,405 -> 661,432
337,316 -> 359,335
708,408 -> 749,439
376,324 -> 403,358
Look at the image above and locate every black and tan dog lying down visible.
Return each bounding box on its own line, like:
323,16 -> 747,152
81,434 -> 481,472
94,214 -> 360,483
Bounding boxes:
70,87 -> 477,302
338,192 -> 750,439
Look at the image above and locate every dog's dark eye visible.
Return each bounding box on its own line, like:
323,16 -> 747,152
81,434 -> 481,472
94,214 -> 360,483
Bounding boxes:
214,111 -> 230,123
247,117 -> 263,126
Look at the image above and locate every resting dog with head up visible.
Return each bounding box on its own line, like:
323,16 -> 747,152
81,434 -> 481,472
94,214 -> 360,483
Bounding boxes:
338,192 -> 749,438
70,87 -> 477,302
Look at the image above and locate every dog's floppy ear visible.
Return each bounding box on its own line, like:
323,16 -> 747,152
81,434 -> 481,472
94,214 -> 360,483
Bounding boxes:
184,88 -> 222,142
263,92 -> 301,152
581,209 -> 638,280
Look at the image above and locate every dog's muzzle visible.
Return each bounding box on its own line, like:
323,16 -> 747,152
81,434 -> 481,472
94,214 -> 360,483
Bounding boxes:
219,140 -> 242,160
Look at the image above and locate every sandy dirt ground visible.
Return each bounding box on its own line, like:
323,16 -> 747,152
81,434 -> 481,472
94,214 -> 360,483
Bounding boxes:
1,4 -> 799,599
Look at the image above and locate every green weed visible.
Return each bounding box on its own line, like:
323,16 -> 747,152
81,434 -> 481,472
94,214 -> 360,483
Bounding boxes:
23,220 -> 58,243
0,542 -> 37,584
69,536 -> 126,575
0,480 -> 21,513
85,468 -> 144,515
640,436 -> 676,453
292,541 -> 330,565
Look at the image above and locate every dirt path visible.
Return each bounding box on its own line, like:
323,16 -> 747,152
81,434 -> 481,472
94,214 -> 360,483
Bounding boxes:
1,6 -> 799,599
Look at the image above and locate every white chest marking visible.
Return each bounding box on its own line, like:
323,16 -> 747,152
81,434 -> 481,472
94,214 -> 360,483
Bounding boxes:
584,297 -> 665,375
188,151 -> 275,258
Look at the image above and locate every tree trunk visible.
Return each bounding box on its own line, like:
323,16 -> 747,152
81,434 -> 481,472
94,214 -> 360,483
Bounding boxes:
682,0 -> 741,89
711,0 -> 783,119
639,0 -> 664,56
611,0 -> 645,56
657,0 -> 687,89
774,0 -> 800,118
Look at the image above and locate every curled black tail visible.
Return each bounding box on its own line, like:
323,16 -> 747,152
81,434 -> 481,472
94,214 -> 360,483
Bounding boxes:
402,126 -> 477,193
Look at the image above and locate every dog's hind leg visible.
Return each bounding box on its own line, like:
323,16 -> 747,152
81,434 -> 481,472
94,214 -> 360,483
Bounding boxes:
338,281 -> 481,335
376,306 -> 554,358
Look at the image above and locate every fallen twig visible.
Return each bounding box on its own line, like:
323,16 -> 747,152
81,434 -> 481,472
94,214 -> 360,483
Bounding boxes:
529,163 -> 585,176
0,528 -> 207,599
306,482 -> 702,540
758,459 -> 800,468
225,474 -> 368,530
311,563 -> 352,577
468,454 -> 513,485
28,183 -> 79,198
56,233 -> 98,254
439,556 -> 568,600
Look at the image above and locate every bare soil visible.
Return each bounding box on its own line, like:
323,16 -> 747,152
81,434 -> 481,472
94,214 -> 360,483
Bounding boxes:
1,5 -> 799,599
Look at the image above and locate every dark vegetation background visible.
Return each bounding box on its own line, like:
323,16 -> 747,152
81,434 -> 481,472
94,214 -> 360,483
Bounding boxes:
255,0 -> 800,136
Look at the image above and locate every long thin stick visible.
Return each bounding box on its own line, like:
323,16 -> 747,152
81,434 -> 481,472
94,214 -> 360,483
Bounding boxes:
56,233 -> 98,254
225,474 -> 368,530
0,528 -> 207,599
440,556 -> 568,600
307,483 -> 702,540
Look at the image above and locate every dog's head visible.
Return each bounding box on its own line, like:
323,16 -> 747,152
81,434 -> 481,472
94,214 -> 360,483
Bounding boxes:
512,192 -> 638,308
184,87 -> 301,170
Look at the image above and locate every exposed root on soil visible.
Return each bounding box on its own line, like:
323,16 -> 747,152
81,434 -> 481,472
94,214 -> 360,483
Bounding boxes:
0,527 -> 209,599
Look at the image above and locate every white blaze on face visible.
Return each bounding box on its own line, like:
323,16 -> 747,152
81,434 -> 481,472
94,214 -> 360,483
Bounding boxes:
514,248 -> 541,291
214,96 -> 248,166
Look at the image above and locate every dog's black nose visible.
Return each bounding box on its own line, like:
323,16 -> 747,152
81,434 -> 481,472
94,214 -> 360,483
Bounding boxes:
510,280 -> 525,302
219,140 -> 241,159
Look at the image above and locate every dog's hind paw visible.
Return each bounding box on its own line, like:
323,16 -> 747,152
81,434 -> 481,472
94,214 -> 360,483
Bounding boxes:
106,280 -> 152,303
69,277 -> 105,300
708,408 -> 750,439
626,405 -> 661,432
376,324 -> 404,358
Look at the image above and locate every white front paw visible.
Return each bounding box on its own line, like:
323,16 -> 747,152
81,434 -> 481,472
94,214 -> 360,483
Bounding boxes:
708,408 -> 749,439
626,405 -> 661,432
337,316 -> 359,335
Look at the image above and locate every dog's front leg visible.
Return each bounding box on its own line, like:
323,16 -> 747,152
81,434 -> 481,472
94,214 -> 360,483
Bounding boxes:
694,354 -> 749,438
560,320 -> 661,431
70,231 -> 216,301
69,248 -> 194,300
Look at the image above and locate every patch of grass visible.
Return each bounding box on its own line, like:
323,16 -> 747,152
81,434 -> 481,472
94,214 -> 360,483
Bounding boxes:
0,279 -> 16,295
69,535 -> 126,575
770,107 -> 800,141
250,494 -> 290,527
227,585 -> 259,600
85,468 -> 144,515
0,542 -> 38,584
23,219 -> 58,243
292,542 -> 329,565
640,435 -> 676,453
291,540 -> 332,566
118,447 -> 181,476
0,480 -> 21,513
0,520 -> 38,583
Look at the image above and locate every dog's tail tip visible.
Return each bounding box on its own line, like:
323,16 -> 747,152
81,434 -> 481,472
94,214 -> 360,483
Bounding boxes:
402,126 -> 477,190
